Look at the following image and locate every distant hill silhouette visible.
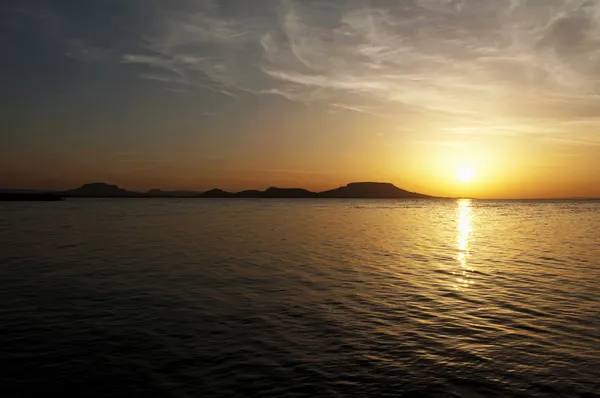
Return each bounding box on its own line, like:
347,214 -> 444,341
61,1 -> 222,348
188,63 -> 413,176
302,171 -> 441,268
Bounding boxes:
0,189 -> 52,194
62,183 -> 141,197
146,189 -> 201,197
319,182 -> 432,198
263,187 -> 318,198
63,184 -> 203,198
0,192 -> 63,201
56,181 -> 436,199
198,182 -> 431,199
199,187 -> 317,198
200,189 -> 234,198
235,190 -> 263,198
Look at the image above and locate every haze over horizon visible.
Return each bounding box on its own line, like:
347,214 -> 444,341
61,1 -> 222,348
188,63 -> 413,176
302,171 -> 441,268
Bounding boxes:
2,0 -> 600,199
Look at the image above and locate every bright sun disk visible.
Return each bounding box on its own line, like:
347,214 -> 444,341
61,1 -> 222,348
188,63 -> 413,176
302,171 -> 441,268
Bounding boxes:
457,166 -> 475,183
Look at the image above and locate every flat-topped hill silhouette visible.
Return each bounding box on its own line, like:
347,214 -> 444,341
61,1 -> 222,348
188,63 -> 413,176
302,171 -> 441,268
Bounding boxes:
55,181 -> 437,199
320,182 -> 432,199
62,183 -> 141,197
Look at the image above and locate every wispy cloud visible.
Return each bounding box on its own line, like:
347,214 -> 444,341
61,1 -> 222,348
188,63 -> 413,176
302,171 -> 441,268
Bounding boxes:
119,0 -> 600,133
545,137 -> 600,146
65,39 -> 113,62
413,140 -> 468,148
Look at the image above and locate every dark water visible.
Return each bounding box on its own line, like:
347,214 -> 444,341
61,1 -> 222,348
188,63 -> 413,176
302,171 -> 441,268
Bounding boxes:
1,199 -> 599,397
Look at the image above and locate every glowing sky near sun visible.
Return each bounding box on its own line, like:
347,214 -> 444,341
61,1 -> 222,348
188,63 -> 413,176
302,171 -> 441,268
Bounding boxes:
1,0 -> 599,198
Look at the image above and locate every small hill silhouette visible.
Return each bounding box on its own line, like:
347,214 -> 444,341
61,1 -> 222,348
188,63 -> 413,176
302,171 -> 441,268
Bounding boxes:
146,189 -> 200,197
263,187 -> 318,198
199,187 -> 318,198
235,190 -> 263,198
200,189 -> 234,198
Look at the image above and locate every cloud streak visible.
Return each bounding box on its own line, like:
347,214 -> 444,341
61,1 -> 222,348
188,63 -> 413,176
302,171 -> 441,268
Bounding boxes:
64,39 -> 113,62
120,0 -> 600,134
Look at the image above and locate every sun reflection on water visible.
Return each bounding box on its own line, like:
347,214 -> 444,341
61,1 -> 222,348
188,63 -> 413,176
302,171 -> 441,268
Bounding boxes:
455,199 -> 474,289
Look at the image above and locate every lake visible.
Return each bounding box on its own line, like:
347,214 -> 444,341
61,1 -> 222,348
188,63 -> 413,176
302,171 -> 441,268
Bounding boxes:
1,199 -> 599,397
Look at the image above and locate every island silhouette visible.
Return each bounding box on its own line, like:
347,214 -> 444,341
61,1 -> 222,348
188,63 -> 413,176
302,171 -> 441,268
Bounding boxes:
0,192 -> 64,201
1,182 -> 436,200
55,182 -> 433,199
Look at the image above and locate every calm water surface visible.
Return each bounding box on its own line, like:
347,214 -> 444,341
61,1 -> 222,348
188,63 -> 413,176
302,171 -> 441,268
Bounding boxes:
1,199 -> 599,397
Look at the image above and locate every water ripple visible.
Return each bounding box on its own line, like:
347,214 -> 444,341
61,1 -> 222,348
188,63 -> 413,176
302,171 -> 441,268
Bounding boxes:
0,199 -> 599,397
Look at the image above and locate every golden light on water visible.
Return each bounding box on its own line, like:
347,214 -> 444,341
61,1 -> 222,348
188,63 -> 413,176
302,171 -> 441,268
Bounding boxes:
455,199 -> 474,289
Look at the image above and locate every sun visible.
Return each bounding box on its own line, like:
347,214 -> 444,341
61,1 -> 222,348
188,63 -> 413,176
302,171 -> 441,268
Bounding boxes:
456,166 -> 475,183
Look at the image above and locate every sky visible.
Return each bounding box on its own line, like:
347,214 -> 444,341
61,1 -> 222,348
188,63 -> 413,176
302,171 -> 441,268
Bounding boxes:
1,0 -> 599,198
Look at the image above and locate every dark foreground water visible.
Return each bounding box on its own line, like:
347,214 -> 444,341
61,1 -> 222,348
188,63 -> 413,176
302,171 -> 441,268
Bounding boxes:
0,199 -> 599,397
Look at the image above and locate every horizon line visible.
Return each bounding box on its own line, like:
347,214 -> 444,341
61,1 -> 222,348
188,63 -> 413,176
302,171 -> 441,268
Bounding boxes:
1,181 -> 599,201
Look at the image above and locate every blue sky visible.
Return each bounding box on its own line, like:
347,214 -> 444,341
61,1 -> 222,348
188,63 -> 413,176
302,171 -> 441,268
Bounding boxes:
2,0 -> 599,197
